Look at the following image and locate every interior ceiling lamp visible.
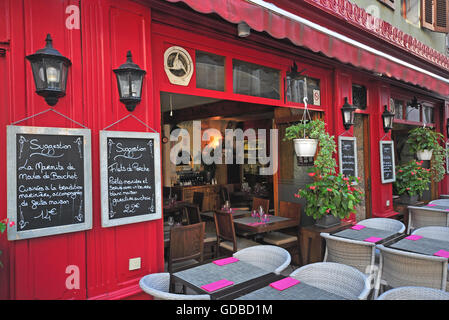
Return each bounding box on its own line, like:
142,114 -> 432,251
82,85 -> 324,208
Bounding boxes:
26,34 -> 72,106
237,22 -> 251,37
113,51 -> 146,112
341,97 -> 357,131
382,105 -> 395,133
409,96 -> 422,109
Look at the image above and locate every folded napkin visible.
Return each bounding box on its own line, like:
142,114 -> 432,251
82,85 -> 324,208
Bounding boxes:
364,236 -> 383,243
351,224 -> 366,230
213,257 -> 239,266
405,235 -> 423,241
427,204 -> 436,207
269,277 -> 300,291
434,250 -> 449,258
248,222 -> 265,226
201,279 -> 234,292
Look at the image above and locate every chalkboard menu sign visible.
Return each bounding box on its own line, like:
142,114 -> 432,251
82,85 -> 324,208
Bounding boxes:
7,126 -> 92,240
338,136 -> 358,179
380,140 -> 396,184
100,130 -> 161,227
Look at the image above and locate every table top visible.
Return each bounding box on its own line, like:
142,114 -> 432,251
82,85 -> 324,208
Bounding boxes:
235,278 -> 348,300
171,259 -> 274,299
163,201 -> 190,214
387,235 -> 449,257
429,199 -> 449,207
331,226 -> 400,244
200,210 -> 251,220
233,215 -> 297,233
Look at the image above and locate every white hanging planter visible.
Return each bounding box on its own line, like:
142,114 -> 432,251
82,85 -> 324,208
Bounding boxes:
416,149 -> 433,160
294,138 -> 318,157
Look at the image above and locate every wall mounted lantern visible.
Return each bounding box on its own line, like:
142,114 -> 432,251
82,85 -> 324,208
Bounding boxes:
237,22 -> 251,37
382,105 -> 395,133
26,34 -> 72,106
341,97 -> 357,130
113,51 -> 146,112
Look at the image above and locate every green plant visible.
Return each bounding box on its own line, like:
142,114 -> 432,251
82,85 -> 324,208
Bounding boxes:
393,160 -> 431,197
0,218 -> 12,269
295,173 -> 363,220
407,126 -> 445,182
284,119 -> 325,140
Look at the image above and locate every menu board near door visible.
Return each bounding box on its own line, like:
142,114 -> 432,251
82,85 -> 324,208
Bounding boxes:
380,140 -> 396,184
100,130 -> 161,227
7,126 -> 93,240
338,136 -> 358,179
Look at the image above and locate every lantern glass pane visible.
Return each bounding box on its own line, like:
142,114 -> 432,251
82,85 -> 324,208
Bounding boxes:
60,62 -> 69,91
31,60 -> 47,90
117,72 -> 130,98
44,59 -> 62,89
130,73 -> 143,98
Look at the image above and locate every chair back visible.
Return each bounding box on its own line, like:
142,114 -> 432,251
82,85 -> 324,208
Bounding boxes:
252,197 -> 270,214
279,201 -> 302,223
168,222 -> 205,273
233,245 -> 291,275
184,203 -> 202,225
289,262 -> 371,300
220,187 -> 230,205
214,210 -> 237,252
193,192 -> 204,211
407,206 -> 449,233
376,286 -> 449,300
374,244 -> 448,298
320,233 -> 376,274
357,218 -> 405,233
412,226 -> 449,242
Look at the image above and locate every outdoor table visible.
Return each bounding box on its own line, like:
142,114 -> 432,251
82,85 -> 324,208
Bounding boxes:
200,209 -> 251,220
423,202 -> 449,210
234,276 -> 348,300
171,259 -> 278,300
331,226 -> 400,244
233,215 -> 297,235
386,234 -> 449,257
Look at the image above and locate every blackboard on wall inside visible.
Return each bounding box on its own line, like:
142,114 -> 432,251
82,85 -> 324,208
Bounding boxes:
338,136 -> 358,179
380,140 -> 396,184
100,130 -> 161,227
7,126 -> 93,240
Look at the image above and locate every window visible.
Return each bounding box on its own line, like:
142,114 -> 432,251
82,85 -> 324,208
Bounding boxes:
378,0 -> 396,10
233,59 -> 280,99
352,84 -> 367,110
421,0 -> 449,33
401,0 -> 420,26
391,98 -> 405,119
196,51 -> 225,91
286,76 -> 321,106
422,105 -> 435,124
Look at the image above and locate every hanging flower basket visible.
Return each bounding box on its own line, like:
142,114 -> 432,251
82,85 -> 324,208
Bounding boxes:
294,138 -> 318,157
416,149 -> 433,161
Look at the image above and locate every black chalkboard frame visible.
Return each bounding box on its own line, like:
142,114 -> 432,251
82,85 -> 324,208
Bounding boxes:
100,130 -> 162,227
380,140 -> 396,184
338,136 -> 358,182
6,125 -> 93,240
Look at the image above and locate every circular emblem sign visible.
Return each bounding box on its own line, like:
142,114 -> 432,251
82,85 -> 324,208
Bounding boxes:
164,46 -> 193,86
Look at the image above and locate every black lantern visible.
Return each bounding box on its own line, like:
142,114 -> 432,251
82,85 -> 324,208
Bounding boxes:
341,97 -> 357,130
382,105 -> 395,133
113,51 -> 146,112
26,34 -> 72,106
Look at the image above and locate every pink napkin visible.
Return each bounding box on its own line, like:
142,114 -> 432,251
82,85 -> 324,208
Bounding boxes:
427,204 -> 436,207
213,257 -> 239,266
248,222 -> 265,226
434,250 -> 449,258
364,236 -> 383,243
405,235 -> 423,241
201,279 -> 234,292
351,225 -> 366,230
269,277 -> 300,291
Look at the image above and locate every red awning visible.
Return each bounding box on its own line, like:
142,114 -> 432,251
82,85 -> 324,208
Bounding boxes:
164,0 -> 449,96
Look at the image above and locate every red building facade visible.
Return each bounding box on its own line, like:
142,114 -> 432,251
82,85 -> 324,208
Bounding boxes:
0,0 -> 448,299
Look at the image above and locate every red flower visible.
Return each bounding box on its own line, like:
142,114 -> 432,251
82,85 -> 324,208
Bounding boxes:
398,169 -> 403,173
411,172 -> 415,175
406,187 -> 410,190
9,221 -> 15,227
309,186 -> 316,190
327,188 -> 333,192
308,172 -> 316,177
326,208 -> 331,213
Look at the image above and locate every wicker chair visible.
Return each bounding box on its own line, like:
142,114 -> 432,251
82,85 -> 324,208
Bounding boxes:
429,199 -> 449,206
139,273 -> 210,300
289,262 -> 372,300
373,244 -> 448,299
357,218 -> 405,233
232,245 -> 291,275
320,232 -> 376,275
376,286 -> 449,300
407,205 -> 449,233
412,226 -> 449,242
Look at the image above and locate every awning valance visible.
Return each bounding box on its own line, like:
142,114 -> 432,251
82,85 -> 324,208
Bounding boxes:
164,0 -> 449,96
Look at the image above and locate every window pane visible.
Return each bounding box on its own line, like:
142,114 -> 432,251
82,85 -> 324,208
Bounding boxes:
393,99 -> 404,119
233,59 -> 280,99
422,106 -> 434,124
406,103 -> 421,122
196,51 -> 225,91
352,84 -> 367,109
287,76 -> 321,105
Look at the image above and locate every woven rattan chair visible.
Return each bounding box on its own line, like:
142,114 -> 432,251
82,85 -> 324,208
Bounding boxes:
139,273 -> 210,300
289,262 -> 372,300
357,218 -> 405,233
412,226 -> 449,242
373,244 -> 448,299
407,205 -> 449,233
232,245 -> 291,275
320,232 -> 376,275
376,286 -> 449,300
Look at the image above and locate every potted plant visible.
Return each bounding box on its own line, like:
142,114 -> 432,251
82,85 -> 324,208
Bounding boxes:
407,126 -> 444,161
393,160 -> 431,204
284,119 -> 325,157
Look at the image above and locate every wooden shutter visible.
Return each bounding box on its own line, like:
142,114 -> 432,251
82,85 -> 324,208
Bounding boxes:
378,0 -> 396,10
422,0 -> 435,30
435,0 -> 449,32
